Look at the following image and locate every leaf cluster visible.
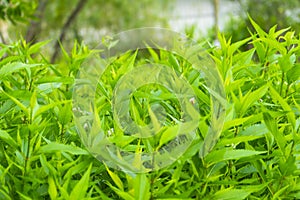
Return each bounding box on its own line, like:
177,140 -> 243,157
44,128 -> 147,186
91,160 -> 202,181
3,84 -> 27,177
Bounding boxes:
0,19 -> 300,199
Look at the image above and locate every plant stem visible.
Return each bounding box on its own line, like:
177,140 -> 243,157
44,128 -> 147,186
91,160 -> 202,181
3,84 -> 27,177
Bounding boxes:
285,83 -> 290,98
60,124 -> 64,142
0,31 -> 6,44
280,72 -> 285,96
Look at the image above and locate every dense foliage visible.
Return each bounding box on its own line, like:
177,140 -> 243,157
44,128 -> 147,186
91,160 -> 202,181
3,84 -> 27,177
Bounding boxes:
224,0 -> 300,42
0,17 -> 300,199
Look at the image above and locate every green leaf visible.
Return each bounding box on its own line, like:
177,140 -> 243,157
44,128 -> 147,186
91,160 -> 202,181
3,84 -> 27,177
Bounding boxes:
133,174 -> 150,200
16,192 -> 32,200
36,76 -> 74,84
105,164 -> 124,191
28,40 -> 51,54
158,125 -> 179,149
118,50 -> 137,74
273,185 -> 289,199
168,53 -> 180,72
48,176 -> 57,200
223,116 -> 251,131
30,90 -> 37,111
248,15 -> 267,38
33,100 -> 71,119
105,182 -> 135,200
0,130 -> 18,148
263,112 -> 286,155
69,163 -> 92,200
287,64 -> 300,84
217,135 -> 263,147
205,149 -> 266,165
278,53 -> 296,72
269,86 -> 296,128
39,142 -> 89,155
146,45 -> 159,62
148,105 -> 163,133
252,40 -> 266,62
1,89 -> 29,116
212,188 -> 251,200
0,62 -> 40,80
229,37 -> 251,56
56,103 -> 72,125
239,85 -> 268,116
259,38 -> 287,54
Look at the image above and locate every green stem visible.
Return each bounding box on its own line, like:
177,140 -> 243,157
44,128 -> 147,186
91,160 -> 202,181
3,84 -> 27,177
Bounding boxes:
60,124 -> 65,142
285,83 -> 290,98
280,72 -> 285,96
23,128 -> 31,181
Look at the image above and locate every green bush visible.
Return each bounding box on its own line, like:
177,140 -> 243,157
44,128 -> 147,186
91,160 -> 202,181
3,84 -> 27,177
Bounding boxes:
0,20 -> 300,199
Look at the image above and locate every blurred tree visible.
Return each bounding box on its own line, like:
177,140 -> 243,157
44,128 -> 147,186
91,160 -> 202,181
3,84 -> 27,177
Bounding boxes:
51,0 -> 87,62
223,0 -> 300,42
2,0 -> 173,62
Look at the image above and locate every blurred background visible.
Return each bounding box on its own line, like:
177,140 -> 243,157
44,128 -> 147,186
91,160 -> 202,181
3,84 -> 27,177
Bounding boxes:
1,0 -> 300,62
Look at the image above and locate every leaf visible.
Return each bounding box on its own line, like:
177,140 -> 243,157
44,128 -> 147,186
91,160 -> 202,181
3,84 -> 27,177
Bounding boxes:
105,182 -> 135,200
269,86 -> 296,128
278,53 -> 296,72
0,130 -> 18,148
158,125 -> 179,149
118,50 -> 137,74
39,142 -> 89,155
272,26 -> 290,38
193,86 -> 210,106
239,124 -> 269,136
133,174 -> 150,200
259,38 -> 287,54
30,90 -> 37,113
36,76 -> 74,84
37,82 -> 63,94
287,64 -> 300,84
57,103 -> 72,125
146,45 -> 159,62
212,188 -> 252,200
33,100 -> 71,119
1,89 -> 29,116
273,185 -> 289,199
248,15 -> 267,38
217,135 -> 263,147
233,49 -> 255,68
263,112 -> 286,155
239,85 -> 268,116
28,40 -> 51,54
252,40 -> 266,62
223,116 -> 252,131
168,53 -> 180,72
0,62 -> 40,80
205,149 -> 266,165
69,163 -> 92,200
48,176 -> 57,200
229,37 -> 252,56
105,164 -> 124,191
16,192 -> 32,200
148,105 -> 163,133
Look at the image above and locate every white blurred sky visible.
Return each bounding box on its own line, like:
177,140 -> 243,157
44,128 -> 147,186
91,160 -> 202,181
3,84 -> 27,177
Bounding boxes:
169,0 -> 240,34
